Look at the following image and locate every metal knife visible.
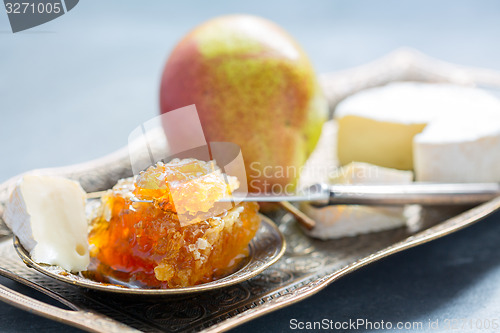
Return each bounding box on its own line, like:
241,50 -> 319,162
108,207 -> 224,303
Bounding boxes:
225,182 -> 500,206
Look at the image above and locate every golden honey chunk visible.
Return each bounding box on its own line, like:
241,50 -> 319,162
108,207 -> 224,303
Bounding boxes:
88,159 -> 260,288
134,159 -> 239,219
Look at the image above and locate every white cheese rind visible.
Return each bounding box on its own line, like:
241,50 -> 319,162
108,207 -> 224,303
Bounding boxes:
335,82 -> 500,124
4,175 -> 90,272
414,116 -> 500,182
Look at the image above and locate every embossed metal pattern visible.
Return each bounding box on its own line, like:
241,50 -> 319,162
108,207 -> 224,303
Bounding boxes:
12,216 -> 286,295
1,200 -> 500,332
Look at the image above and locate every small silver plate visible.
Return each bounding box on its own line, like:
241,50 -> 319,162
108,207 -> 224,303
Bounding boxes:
13,215 -> 286,295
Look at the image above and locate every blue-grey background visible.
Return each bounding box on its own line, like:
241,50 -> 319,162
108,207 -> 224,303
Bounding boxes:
1,0 -> 500,332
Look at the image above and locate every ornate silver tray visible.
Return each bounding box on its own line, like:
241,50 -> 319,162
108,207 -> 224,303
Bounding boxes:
1,49 -> 500,332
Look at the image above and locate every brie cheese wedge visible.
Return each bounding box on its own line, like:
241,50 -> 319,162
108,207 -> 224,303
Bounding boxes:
4,175 -> 90,272
335,82 -> 500,175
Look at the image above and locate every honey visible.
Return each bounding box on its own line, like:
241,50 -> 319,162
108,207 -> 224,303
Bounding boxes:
88,159 -> 260,288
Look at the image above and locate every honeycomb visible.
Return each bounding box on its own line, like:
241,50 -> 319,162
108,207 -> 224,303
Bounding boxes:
88,159 -> 260,288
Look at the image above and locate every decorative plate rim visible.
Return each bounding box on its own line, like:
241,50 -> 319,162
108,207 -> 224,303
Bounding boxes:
13,214 -> 286,295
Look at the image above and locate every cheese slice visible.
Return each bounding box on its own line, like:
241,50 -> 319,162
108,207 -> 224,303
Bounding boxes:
4,175 -> 90,272
301,163 -> 416,240
329,161 -> 414,184
335,82 -> 500,171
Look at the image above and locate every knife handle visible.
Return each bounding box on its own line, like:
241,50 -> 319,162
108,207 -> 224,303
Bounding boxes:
310,183 -> 500,206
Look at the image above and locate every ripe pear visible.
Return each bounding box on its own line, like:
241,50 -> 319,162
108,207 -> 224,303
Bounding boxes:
160,15 -> 327,193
